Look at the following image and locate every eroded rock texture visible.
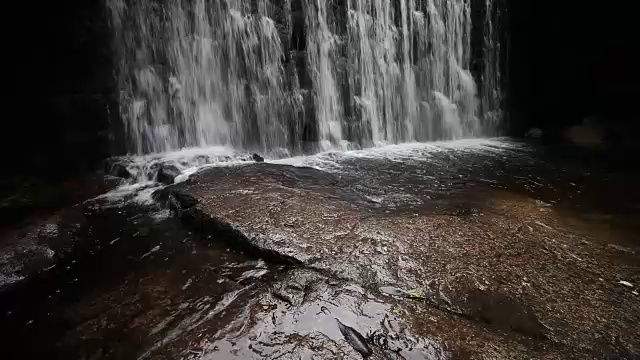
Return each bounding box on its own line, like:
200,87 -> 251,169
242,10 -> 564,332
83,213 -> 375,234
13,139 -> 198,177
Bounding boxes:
153,163 -> 640,358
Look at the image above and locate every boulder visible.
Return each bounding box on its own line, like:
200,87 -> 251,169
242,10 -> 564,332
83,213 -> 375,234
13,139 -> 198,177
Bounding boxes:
563,125 -> 604,148
154,162 -> 640,357
526,127 -> 543,138
156,165 -> 181,185
106,162 -> 131,179
252,153 -> 265,163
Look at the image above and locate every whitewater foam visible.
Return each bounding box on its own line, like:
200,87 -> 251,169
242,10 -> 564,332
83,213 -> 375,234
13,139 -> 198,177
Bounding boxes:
94,138 -> 526,207
271,138 -> 525,170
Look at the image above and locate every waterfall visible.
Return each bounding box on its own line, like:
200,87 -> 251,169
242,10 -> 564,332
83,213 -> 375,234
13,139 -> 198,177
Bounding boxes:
480,0 -> 506,135
106,0 -> 505,155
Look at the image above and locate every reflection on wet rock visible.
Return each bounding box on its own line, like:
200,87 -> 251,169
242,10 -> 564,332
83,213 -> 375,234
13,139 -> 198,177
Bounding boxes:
186,269 -> 454,360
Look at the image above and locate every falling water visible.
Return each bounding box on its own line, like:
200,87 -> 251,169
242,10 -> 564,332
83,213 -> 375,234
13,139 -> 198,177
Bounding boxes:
107,0 -> 506,155
480,0 -> 507,135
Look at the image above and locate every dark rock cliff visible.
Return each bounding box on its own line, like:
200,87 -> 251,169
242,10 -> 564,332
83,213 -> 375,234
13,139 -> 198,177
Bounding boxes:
5,0 -> 115,178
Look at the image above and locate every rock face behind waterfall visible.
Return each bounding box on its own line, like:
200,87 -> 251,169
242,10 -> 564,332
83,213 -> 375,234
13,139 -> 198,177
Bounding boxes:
106,0 -> 507,154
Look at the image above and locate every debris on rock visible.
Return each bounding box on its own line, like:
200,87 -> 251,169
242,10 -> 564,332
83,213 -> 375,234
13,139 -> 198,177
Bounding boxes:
405,289 -> 427,300
336,318 -> 372,358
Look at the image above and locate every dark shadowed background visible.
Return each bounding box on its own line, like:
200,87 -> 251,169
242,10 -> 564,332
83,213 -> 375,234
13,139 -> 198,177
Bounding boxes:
5,0 -> 114,178
507,0 -> 637,137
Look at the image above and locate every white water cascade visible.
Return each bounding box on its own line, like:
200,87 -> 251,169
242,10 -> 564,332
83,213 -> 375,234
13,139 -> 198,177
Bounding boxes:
107,0 -> 506,155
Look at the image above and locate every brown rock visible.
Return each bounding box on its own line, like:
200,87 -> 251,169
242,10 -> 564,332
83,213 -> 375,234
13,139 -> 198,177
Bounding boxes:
155,163 -> 640,358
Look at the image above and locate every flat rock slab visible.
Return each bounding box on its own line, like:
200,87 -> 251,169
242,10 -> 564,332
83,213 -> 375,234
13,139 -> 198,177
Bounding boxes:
159,163 -> 640,358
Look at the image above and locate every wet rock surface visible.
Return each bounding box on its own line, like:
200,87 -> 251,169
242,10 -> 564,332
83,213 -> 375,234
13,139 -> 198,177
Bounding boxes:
0,175 -> 120,290
0,140 -> 639,359
0,208 -> 84,290
155,148 -> 640,358
106,161 -> 132,179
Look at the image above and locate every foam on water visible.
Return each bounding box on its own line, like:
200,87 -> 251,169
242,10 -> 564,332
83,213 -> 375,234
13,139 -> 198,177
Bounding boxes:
112,145 -> 251,182
92,183 -> 159,207
271,138 -> 525,170
97,146 -> 256,204
94,138 -> 525,207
